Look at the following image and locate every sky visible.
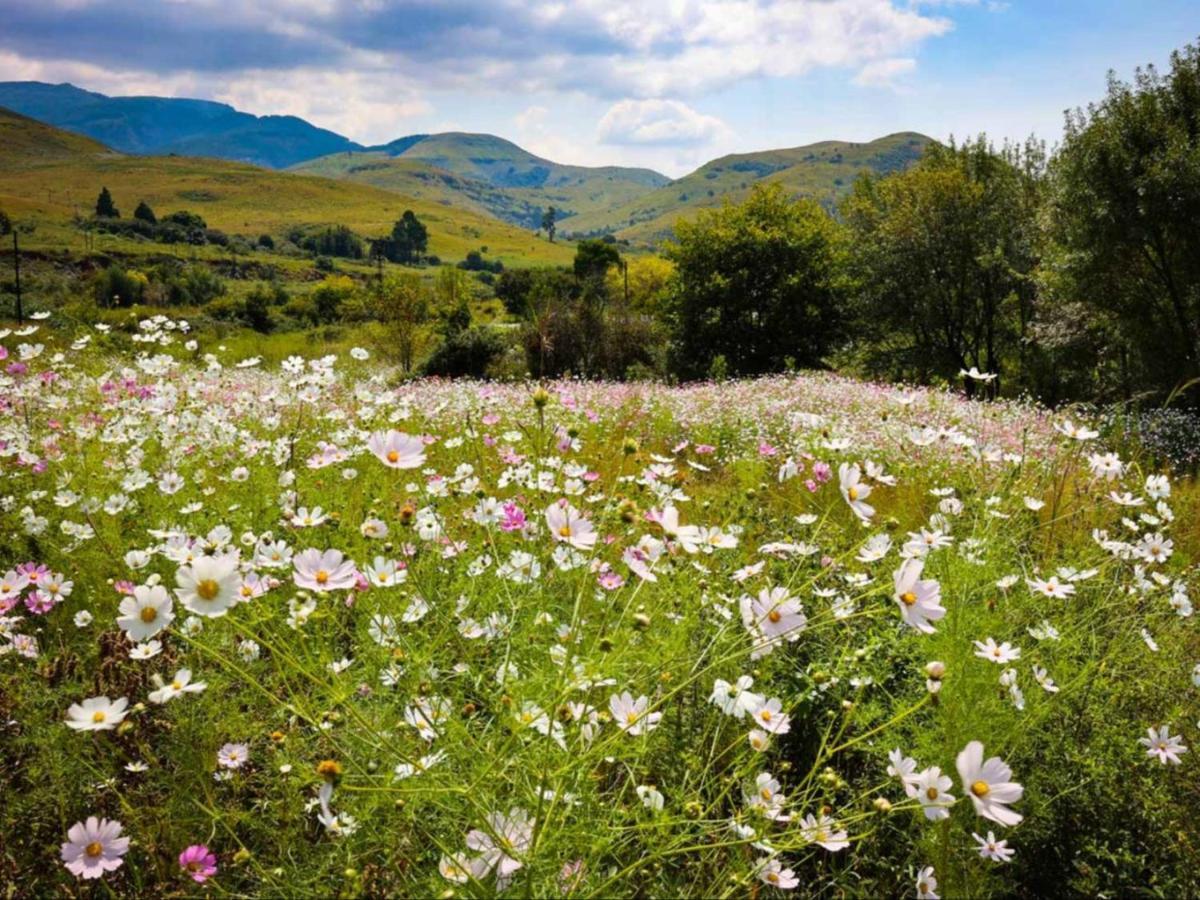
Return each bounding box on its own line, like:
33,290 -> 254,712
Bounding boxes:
0,0 -> 1195,176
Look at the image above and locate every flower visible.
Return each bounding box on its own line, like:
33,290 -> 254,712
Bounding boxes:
367,430 -> 426,469
913,766 -> 955,820
1027,575 -> 1076,599
65,695 -> 129,732
956,741 -> 1023,826
116,584 -> 174,642
179,844 -> 218,883
838,463 -> 875,523
1139,725 -> 1188,765
973,637 -> 1021,664
217,742 -> 250,769
710,675 -> 764,719
61,816 -> 130,879
175,555 -> 240,618
915,866 -> 939,899
748,696 -> 792,735
757,857 -> 799,890
892,558 -> 946,634
609,692 -> 662,736
148,668 -> 207,704
466,808 -> 533,886
799,813 -> 849,851
636,784 -> 664,811
545,500 -> 597,551
293,547 -> 359,592
973,830 -> 1015,863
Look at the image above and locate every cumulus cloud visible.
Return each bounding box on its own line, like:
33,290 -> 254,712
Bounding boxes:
597,99 -> 729,147
852,57 -> 917,88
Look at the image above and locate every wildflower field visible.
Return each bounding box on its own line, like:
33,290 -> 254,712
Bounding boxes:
2,315 -> 1198,898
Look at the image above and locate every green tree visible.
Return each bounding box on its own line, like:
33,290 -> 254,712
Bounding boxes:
573,239 -> 621,283
1044,41 -> 1200,403
541,206 -> 557,242
388,210 -> 428,264
133,201 -> 157,225
373,273 -> 431,371
95,187 -> 119,219
841,137 -> 1043,393
666,183 -> 849,379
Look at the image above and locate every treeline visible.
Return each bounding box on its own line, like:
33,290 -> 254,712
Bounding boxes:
663,42 -> 1200,405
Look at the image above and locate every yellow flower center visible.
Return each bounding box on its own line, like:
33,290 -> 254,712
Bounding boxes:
900,591 -> 917,606
971,780 -> 990,797
760,709 -> 773,722
558,525 -> 573,538
768,609 -> 782,623
926,786 -> 939,800
172,681 -> 182,690
387,450 -> 399,463
760,788 -> 772,800
196,578 -> 219,601
316,570 -> 329,585
626,712 -> 638,724
767,872 -> 779,884
92,710 -> 106,723
848,487 -> 859,501
85,841 -> 103,858
140,606 -> 158,622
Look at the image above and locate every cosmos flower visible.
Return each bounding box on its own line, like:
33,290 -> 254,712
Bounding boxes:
178,844 -> 218,883
545,499 -> 597,551
367,430 -> 426,469
838,463 -> 875,523
65,696 -> 129,732
61,816 -> 130,880
293,548 -> 359,592
609,692 -> 662,736
1139,725 -> 1188,765
892,558 -> 946,634
116,584 -> 174,642
973,831 -> 1015,863
175,555 -> 240,618
956,741 -> 1023,826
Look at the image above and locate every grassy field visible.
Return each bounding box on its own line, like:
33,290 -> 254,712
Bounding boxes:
1,313 -> 1197,897
0,108 -> 575,269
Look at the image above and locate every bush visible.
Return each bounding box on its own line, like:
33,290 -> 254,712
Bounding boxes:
422,326 -> 508,378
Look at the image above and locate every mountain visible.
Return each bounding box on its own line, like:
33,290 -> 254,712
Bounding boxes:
293,133 -> 670,229
0,82 -> 361,169
0,105 -> 573,268
562,132 -> 934,242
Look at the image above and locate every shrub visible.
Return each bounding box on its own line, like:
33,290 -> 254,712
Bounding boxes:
422,326 -> 508,378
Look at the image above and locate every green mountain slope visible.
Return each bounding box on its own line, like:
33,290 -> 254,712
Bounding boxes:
563,132 -> 933,242
0,106 -> 573,268
293,132 -> 670,228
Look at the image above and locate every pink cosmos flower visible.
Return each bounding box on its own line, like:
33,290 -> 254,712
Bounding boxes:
179,845 -> 218,883
293,548 -> 359,592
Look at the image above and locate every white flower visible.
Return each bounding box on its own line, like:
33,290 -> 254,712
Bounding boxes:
636,784 -> 664,811
66,696 -> 129,732
974,637 -> 1021,664
973,830 -> 1015,862
1139,725 -> 1188,765
916,866 -> 939,899
609,692 -> 661,736
838,463 -> 875,523
148,668 -> 207,704
60,816 -> 130,880
956,741 -> 1023,826
799,813 -> 849,851
367,430 -> 426,469
892,558 -> 946,634
175,555 -> 240,618
116,584 -> 174,642
913,766 -> 956,820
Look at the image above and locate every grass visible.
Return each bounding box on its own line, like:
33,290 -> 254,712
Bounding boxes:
1,313 -> 1197,897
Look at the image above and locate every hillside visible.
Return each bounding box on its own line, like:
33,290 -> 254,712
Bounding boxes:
294,133 -> 669,228
563,132 -> 933,242
0,82 -> 361,169
0,106 -> 573,268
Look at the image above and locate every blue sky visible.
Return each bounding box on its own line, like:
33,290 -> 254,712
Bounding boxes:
0,0 -> 1195,175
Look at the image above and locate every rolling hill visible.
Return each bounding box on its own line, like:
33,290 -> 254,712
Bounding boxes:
0,106 -> 574,268
561,132 -> 933,242
294,133 -> 670,229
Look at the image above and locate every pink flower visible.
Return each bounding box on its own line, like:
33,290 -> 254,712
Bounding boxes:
500,502 -> 527,533
811,461 -> 833,484
179,844 -> 218,883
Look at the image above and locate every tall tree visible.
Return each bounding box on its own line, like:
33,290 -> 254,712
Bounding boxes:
133,201 -> 157,225
541,206 -> 557,242
842,137 -> 1042,392
666,184 -> 849,379
1044,41 -> 1200,403
95,187 -> 119,219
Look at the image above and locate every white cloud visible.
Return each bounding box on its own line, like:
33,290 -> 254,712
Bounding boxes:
852,57 -> 917,88
597,98 -> 729,147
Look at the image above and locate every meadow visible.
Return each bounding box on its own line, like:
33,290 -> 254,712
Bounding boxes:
1,313 -> 1197,897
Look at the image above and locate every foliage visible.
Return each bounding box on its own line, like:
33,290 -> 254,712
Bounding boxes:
95,185 -> 118,218
422,325 -> 509,377
1042,41 -> 1200,404
133,201 -> 157,225
666,183 -> 849,379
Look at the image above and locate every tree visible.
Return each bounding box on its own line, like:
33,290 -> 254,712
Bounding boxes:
841,137 -> 1042,393
605,255 -> 674,315
541,206 -> 557,242
387,210 -> 428,264
310,275 -> 356,324
133,201 -> 157,225
433,266 -> 475,337
573,239 -> 621,283
373,273 -> 430,371
666,184 -> 849,379
1044,41 -> 1200,403
95,187 -> 119,219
